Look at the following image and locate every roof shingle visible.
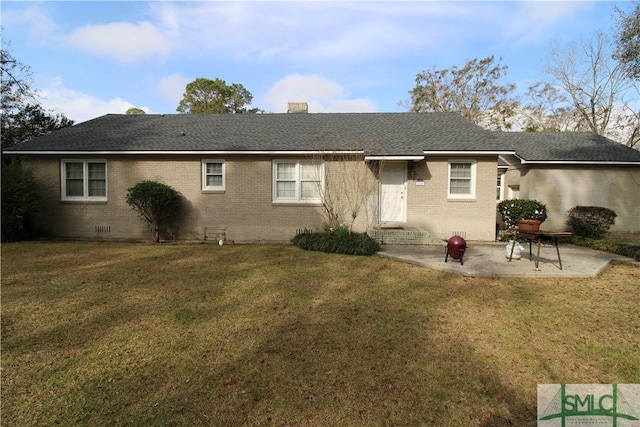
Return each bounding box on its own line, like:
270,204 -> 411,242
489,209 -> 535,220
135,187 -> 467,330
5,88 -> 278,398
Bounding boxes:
6,112 -> 504,155
496,132 -> 640,163
6,113 -> 640,164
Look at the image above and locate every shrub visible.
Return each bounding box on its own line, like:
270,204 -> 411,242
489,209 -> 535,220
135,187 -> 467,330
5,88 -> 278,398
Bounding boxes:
1,160 -> 48,241
498,199 -> 547,229
126,181 -> 182,242
292,226 -> 380,255
566,206 -> 617,239
571,236 -> 640,261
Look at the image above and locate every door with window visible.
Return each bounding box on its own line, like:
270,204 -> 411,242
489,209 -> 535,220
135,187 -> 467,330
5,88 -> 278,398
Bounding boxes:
380,162 -> 407,223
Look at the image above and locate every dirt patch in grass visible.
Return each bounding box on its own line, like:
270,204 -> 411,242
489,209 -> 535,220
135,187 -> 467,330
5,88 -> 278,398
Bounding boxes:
2,242 -> 639,426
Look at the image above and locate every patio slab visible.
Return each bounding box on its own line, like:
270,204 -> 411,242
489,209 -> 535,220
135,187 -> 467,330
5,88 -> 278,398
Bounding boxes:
378,242 -> 637,278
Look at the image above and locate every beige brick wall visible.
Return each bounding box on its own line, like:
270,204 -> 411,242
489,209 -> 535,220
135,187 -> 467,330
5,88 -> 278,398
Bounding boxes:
27,155 -> 327,242
25,154 -> 501,242
525,166 -> 640,232
406,157 -> 499,241
501,165 -> 640,232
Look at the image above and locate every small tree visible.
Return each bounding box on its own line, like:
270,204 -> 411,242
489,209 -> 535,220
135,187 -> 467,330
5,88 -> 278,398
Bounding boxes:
126,181 -> 182,242
1,160 -> 48,241
125,107 -> 145,115
309,137 -> 383,231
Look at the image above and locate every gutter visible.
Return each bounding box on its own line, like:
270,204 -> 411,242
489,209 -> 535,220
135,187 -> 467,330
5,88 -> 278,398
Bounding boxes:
423,150 -> 516,155
364,150 -> 517,161
2,150 -> 366,156
519,160 -> 640,165
364,155 -> 425,161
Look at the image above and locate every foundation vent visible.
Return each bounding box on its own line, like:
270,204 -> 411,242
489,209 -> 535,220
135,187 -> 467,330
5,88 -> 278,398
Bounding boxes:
204,227 -> 227,242
451,231 -> 467,238
95,225 -> 111,233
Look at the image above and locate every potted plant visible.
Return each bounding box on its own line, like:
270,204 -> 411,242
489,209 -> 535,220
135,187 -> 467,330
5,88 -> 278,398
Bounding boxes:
498,199 -> 548,232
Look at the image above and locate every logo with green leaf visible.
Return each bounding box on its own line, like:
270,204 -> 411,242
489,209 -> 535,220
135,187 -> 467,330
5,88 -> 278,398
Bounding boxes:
538,384 -> 639,426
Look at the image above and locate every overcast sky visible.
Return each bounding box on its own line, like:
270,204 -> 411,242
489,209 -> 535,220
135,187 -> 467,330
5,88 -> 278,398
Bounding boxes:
1,1 -> 630,123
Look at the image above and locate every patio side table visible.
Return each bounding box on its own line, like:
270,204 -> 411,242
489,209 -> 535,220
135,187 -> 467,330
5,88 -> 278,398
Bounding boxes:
508,230 -> 574,270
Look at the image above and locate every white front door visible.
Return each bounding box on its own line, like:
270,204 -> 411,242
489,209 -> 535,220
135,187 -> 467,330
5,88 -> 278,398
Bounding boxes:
380,162 -> 407,223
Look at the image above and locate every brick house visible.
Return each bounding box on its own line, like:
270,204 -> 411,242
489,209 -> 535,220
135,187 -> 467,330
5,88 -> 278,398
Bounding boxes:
5,110 -> 640,243
497,132 -> 640,232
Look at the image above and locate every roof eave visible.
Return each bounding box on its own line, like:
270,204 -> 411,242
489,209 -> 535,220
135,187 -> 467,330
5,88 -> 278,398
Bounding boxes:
425,150 -> 516,156
2,150 -> 366,156
364,155 -> 425,161
520,160 -> 640,165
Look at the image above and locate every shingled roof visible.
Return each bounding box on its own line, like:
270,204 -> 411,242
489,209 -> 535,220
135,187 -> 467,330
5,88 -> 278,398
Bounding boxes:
5,112 -> 507,156
496,132 -> 640,164
6,113 -> 640,164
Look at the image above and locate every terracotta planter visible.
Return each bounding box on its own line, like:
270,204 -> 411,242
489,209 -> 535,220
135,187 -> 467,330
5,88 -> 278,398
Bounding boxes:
517,219 -> 542,232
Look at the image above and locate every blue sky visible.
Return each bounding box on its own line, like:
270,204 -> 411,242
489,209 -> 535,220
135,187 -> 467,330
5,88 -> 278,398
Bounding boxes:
1,1 -> 631,123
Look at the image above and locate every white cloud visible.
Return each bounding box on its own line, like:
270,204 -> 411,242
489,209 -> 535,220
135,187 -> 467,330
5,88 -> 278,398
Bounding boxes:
1,5 -> 58,42
38,77 -> 149,123
324,99 -> 378,113
65,22 -> 173,64
2,1 -> 610,119
502,2 -> 595,46
262,74 -> 376,113
155,73 -> 190,104
148,2 -> 464,63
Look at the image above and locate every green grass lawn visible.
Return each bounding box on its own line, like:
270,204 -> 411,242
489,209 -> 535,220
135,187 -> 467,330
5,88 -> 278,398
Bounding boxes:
2,242 -> 639,426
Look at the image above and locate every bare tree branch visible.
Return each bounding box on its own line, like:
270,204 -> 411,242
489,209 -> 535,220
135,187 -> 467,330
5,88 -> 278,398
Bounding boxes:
309,137 -> 384,232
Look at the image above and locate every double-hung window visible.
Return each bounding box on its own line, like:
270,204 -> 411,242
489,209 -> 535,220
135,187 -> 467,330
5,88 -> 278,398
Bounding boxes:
447,160 -> 476,199
273,160 -> 323,203
61,160 -> 107,201
202,160 -> 225,191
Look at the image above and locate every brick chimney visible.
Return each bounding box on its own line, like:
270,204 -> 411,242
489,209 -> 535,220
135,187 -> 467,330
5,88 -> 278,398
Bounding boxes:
287,102 -> 308,113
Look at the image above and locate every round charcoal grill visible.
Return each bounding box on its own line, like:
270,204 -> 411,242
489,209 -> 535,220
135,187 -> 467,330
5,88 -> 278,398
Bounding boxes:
444,235 -> 467,266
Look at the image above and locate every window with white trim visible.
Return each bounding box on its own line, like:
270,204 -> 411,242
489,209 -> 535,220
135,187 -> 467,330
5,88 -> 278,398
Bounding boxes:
61,160 -> 107,201
273,160 -> 323,203
447,160 -> 476,199
497,170 -> 505,202
202,160 -> 225,191
508,185 -> 520,199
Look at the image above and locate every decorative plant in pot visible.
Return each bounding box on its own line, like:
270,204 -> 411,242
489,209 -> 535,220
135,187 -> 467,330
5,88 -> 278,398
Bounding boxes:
498,199 -> 548,232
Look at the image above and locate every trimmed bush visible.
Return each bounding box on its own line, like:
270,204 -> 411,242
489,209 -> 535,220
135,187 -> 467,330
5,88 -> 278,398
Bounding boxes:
566,206 -> 617,239
292,227 -> 380,255
126,181 -> 182,242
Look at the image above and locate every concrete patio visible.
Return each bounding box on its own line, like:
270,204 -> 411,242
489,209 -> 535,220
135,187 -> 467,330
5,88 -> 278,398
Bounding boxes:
378,241 -> 637,278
